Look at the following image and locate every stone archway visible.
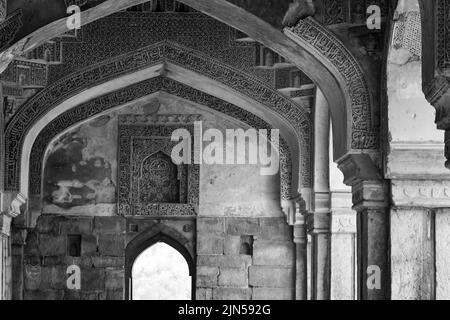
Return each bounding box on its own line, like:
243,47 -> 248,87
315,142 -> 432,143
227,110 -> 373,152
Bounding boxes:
27,77 -> 296,222
125,223 -> 195,300
4,42 -> 311,210
1,0 -> 376,162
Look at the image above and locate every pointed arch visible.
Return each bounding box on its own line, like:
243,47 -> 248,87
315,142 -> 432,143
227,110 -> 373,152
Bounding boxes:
125,223 -> 195,300
4,42 -> 309,205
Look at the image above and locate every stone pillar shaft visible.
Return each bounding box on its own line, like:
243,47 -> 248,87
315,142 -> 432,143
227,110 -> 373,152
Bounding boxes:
0,214 -> 12,300
294,215 -> 307,300
353,181 -> 389,300
311,89 -> 331,300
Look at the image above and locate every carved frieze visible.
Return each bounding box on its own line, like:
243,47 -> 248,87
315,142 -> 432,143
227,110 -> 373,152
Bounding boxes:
392,180 -> 450,208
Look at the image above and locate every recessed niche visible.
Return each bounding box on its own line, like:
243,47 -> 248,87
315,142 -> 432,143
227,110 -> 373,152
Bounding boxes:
67,235 -> 81,257
239,235 -> 254,255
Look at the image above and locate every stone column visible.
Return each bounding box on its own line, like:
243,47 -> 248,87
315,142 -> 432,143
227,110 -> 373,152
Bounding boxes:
293,197 -> 307,300
0,216 -> 11,300
330,191 -> 357,300
338,154 -> 389,300
310,89 -> 331,300
353,181 -> 389,300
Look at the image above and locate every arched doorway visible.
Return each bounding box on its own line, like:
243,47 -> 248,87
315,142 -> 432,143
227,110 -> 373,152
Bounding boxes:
125,231 -> 195,300
131,242 -> 192,300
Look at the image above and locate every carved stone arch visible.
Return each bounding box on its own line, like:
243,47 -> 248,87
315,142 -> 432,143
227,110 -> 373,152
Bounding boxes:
125,222 -> 195,300
2,0 -> 375,162
28,77 -> 295,222
284,17 -> 377,153
5,42 -> 310,205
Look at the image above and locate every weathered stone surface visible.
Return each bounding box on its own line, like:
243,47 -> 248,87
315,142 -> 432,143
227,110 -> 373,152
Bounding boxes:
105,269 -> 124,289
331,233 -> 355,300
94,217 -> 125,234
24,231 -> 40,255
60,217 -> 93,235
252,287 -> 294,300
24,264 -> 41,291
91,256 -> 125,268
106,289 -> 123,300
391,208 -> 434,300
81,235 -> 98,256
224,236 -> 241,255
436,209 -> 450,300
197,266 -> 219,288
81,268 -> 105,291
80,291 -> 104,300
63,290 -> 81,300
98,235 -> 125,256
197,255 -> 251,269
253,241 -> 294,266
197,234 -> 224,255
197,218 -> 225,235
259,218 -> 292,241
226,218 -> 260,236
40,266 -> 66,290
24,289 -> 64,300
42,256 -> 63,266
39,234 -> 66,256
196,288 -> 213,300
218,267 -> 248,287
36,215 -> 63,234
249,266 -> 294,288
213,288 -> 252,300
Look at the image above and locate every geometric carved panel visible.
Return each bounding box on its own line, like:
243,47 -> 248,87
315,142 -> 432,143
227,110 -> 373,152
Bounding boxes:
118,115 -> 199,217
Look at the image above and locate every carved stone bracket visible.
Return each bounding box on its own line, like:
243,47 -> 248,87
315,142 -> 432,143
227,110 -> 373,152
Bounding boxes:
338,154 -> 388,300
0,193 -> 26,236
424,76 -> 450,169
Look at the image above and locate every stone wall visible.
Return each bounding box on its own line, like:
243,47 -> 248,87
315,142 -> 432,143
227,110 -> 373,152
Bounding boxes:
196,216 -> 294,300
23,215 -> 125,300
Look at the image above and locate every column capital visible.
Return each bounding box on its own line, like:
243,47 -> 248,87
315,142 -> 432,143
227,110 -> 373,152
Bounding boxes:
352,180 -> 389,212
283,193 -> 308,226
337,153 -> 382,187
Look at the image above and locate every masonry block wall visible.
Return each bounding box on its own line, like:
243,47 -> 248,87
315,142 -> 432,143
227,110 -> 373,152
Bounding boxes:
196,217 -> 295,300
23,215 -> 126,300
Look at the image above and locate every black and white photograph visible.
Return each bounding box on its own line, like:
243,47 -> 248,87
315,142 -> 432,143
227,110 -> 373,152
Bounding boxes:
0,0 -> 445,308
